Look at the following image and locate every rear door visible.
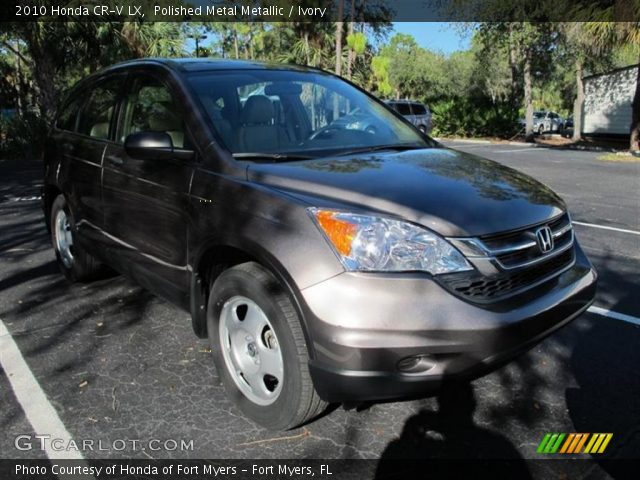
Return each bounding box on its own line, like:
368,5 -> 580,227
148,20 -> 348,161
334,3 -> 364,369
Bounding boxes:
56,76 -> 125,248
101,71 -> 195,307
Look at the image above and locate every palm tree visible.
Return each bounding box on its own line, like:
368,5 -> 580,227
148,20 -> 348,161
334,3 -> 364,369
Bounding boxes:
562,23 -> 595,142
335,0 -> 344,76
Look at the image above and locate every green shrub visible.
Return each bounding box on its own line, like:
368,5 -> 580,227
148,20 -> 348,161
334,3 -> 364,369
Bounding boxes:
431,98 -> 519,138
0,112 -> 48,160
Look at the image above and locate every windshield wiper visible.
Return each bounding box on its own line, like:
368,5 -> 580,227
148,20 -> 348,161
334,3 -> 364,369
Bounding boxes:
334,144 -> 425,157
233,152 -> 315,162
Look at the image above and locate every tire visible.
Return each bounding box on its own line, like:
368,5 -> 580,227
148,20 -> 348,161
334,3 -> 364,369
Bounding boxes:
418,125 -> 427,134
50,195 -> 102,282
207,262 -> 326,430
538,125 -> 544,135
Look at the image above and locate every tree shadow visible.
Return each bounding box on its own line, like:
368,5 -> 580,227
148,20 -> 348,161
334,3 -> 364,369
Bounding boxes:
375,383 -> 531,478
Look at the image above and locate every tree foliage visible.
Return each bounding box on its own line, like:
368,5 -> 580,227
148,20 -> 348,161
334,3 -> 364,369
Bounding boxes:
1,13 -> 638,158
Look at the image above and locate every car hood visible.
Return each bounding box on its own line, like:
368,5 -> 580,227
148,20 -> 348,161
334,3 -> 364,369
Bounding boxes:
246,148 -> 565,237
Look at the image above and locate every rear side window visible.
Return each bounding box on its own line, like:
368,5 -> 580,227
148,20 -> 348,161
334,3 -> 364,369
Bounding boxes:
411,103 -> 427,115
77,78 -> 123,140
395,103 -> 412,115
56,97 -> 82,132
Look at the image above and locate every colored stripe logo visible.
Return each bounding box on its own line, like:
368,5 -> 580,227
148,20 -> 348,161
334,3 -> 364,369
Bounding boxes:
537,433 -> 613,454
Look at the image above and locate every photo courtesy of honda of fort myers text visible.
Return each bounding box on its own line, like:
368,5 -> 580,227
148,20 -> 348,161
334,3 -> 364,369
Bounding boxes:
1,0 -> 640,479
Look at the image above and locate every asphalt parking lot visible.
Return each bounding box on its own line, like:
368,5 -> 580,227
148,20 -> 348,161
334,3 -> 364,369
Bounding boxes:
1,142 -> 639,476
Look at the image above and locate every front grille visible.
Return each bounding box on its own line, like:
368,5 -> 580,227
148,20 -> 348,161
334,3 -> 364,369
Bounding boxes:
441,248 -> 575,303
442,213 -> 576,303
481,214 -> 572,269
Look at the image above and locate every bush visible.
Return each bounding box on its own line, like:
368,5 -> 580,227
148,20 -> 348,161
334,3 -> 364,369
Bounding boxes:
0,111 -> 48,160
431,98 -> 520,138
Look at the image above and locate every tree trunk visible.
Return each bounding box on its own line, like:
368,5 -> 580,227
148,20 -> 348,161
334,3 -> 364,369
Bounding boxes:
335,0 -> 344,76
334,0 -> 344,119
630,64 -> 640,152
346,0 -> 355,79
508,23 -> 519,106
573,58 -> 584,142
14,40 -> 23,115
304,31 -> 310,65
233,26 -> 239,59
20,29 -> 57,128
523,49 -> 534,142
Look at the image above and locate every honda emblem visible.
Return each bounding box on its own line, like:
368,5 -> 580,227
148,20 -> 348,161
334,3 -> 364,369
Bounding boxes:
535,226 -> 554,253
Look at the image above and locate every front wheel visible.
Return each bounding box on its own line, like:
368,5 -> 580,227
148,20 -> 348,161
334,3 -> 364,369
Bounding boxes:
207,262 -> 326,430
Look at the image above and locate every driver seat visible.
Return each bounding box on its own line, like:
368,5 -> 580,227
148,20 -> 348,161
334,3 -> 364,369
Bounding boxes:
237,96 -> 290,152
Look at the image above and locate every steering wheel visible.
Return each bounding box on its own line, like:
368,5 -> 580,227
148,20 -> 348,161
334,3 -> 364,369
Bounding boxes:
308,125 -> 343,141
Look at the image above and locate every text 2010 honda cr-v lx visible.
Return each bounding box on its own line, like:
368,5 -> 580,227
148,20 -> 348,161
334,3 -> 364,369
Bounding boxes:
43,59 -> 597,430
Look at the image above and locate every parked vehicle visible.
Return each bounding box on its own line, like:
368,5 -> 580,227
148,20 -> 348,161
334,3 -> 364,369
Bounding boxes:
519,111 -> 565,134
43,59 -> 597,430
561,117 -> 574,138
386,100 -> 432,134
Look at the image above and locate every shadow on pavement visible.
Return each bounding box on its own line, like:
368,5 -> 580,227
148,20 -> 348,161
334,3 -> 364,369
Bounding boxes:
375,383 -> 531,478
565,254 -> 640,478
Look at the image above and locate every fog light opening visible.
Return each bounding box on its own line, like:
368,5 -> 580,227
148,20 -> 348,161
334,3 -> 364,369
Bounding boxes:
397,355 -> 436,374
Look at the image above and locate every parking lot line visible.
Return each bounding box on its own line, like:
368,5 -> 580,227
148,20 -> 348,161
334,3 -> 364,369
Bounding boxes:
573,221 -> 640,236
0,319 -> 85,461
588,306 -> 640,327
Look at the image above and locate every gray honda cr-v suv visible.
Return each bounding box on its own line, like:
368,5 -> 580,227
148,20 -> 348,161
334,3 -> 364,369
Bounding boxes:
43,59 -> 596,430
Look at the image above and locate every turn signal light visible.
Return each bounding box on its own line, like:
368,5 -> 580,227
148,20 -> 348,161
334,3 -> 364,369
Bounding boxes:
313,210 -> 357,256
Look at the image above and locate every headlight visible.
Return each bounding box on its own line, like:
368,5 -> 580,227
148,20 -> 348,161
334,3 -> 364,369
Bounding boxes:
308,208 -> 473,274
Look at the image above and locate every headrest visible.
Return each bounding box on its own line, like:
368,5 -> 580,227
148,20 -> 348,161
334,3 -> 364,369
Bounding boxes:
241,95 -> 274,125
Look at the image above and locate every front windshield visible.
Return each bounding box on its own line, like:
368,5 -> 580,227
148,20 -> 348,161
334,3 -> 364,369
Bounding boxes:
187,69 -> 433,158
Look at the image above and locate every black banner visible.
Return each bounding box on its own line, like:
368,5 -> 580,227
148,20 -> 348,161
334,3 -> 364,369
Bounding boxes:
1,0 -> 639,23
1,459 -> 640,480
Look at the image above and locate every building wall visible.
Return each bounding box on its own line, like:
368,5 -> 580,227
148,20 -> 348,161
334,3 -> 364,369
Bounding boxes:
583,65 -> 637,136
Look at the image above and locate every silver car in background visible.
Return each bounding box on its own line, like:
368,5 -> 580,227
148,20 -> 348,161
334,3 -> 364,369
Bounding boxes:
386,100 -> 432,134
519,111 -> 565,134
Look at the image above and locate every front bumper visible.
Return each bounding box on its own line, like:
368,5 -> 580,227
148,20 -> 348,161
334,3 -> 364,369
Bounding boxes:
300,242 -> 597,403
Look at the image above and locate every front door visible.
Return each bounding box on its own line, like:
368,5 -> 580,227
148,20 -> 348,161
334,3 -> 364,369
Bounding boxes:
102,72 -> 194,307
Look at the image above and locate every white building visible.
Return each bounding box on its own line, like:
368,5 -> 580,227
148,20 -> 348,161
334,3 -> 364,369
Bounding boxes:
583,64 -> 638,137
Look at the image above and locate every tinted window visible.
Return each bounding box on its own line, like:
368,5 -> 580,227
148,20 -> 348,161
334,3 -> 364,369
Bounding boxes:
411,103 -> 427,115
56,97 -> 82,132
120,75 -> 186,149
395,103 -> 412,115
77,79 -> 122,140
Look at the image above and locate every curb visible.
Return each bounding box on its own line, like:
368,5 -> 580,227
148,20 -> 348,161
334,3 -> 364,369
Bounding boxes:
438,137 -> 625,153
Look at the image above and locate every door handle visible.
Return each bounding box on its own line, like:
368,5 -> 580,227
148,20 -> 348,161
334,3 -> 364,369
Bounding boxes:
106,155 -> 124,166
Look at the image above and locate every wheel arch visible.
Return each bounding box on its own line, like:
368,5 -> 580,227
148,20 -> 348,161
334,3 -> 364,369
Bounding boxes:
189,239 -> 316,360
42,184 -> 63,233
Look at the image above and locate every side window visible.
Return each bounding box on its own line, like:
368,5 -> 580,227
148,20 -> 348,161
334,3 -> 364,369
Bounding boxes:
396,103 -> 412,116
412,103 -> 427,115
77,79 -> 122,140
121,76 -> 187,149
56,97 -> 82,132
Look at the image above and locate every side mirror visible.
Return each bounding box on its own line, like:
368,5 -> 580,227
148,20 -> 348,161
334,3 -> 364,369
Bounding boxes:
124,131 -> 194,162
